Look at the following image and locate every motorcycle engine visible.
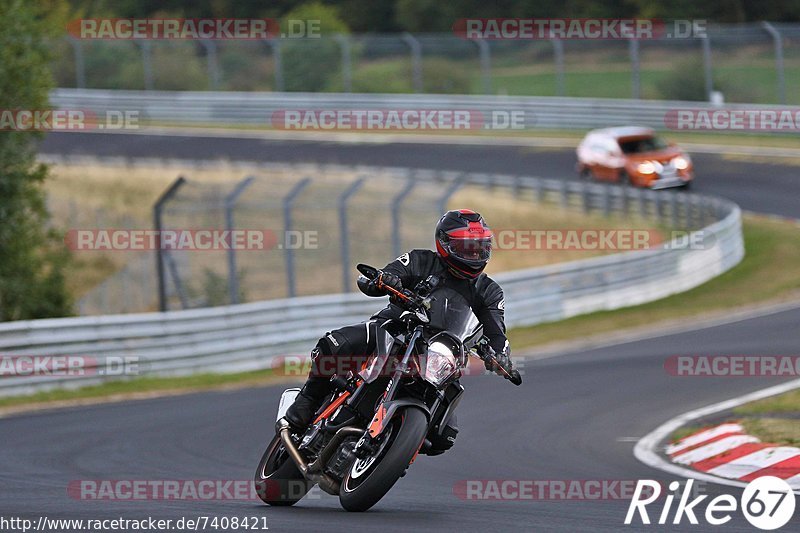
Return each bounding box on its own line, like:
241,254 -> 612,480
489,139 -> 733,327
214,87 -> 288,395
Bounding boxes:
326,439 -> 358,479
298,423 -> 328,457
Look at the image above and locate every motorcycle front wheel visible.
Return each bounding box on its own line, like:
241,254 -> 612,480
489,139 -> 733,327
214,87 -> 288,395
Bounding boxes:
339,408 -> 427,512
254,433 -> 312,506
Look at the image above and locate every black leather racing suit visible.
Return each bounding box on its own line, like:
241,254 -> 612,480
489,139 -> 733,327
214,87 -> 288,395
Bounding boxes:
311,249 -> 509,374
290,249 -> 511,447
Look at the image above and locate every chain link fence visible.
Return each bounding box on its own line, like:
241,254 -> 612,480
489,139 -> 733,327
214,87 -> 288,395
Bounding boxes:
50,23 -> 800,104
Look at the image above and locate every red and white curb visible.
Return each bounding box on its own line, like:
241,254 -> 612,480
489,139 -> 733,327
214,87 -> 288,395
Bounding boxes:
634,378 -> 800,493
668,422 -> 800,489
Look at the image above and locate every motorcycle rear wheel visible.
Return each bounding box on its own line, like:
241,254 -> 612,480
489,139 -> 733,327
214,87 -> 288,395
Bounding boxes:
339,408 -> 427,512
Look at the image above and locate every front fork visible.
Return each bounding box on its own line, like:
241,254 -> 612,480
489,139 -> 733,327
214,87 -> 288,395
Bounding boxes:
353,325 -> 425,457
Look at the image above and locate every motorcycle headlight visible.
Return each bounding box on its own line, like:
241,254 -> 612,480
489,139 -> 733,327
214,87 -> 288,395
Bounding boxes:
673,155 -> 690,170
422,341 -> 457,388
637,161 -> 656,175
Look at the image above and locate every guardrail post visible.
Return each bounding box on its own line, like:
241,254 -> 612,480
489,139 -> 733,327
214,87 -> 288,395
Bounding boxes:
701,35 -> 713,101
402,33 -> 423,93
552,38 -> 565,96
560,179 -> 569,209
654,192 -> 663,223
200,39 -> 221,90
68,37 -> 86,89
762,22 -> 786,105
475,39 -> 492,94
392,176 -> 417,257
154,176 -> 187,312
283,177 -> 312,298
535,178 -> 545,203
602,185 -> 611,217
628,38 -> 640,99
339,177 -> 366,292
334,34 -> 353,93
138,40 -> 155,90
638,188 -> 647,219
581,182 -> 591,213
225,176 -> 255,305
669,192 -> 679,228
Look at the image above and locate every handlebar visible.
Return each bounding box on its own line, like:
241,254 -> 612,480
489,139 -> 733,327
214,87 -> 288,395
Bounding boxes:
473,341 -> 522,386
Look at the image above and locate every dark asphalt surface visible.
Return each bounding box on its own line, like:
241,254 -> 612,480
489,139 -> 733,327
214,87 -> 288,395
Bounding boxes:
5,131 -> 796,531
41,131 -> 800,218
2,307 -> 798,532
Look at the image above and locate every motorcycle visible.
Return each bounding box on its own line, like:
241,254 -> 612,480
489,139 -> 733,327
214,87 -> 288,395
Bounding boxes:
254,263 -> 521,512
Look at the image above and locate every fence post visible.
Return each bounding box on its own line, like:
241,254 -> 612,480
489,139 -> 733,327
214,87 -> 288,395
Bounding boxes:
392,176 -> 417,257
552,38 -> 565,96
271,39 -> 284,92
339,177 -> 366,292
225,176 -> 255,305
628,38 -> 640,99
68,37 -> 86,89
402,33 -> 423,93
437,173 -> 464,214
334,34 -> 352,93
283,177 -> 312,298
154,176 -> 186,312
762,22 -> 786,105
138,40 -> 154,90
701,35 -> 713,101
475,39 -> 492,94
200,39 -> 221,90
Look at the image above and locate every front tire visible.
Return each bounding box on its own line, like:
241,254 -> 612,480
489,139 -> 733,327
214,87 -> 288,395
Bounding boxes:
339,408 -> 427,512
254,434 -> 312,506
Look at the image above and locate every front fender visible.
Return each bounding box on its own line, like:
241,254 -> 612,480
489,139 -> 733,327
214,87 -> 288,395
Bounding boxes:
367,399 -> 430,438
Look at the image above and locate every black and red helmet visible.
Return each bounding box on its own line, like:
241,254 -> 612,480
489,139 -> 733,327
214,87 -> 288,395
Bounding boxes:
435,209 -> 493,279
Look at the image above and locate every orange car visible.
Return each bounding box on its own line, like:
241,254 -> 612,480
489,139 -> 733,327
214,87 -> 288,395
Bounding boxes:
576,127 -> 693,189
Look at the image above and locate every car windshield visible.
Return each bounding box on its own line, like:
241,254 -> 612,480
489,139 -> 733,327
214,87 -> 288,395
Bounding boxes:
617,136 -> 669,154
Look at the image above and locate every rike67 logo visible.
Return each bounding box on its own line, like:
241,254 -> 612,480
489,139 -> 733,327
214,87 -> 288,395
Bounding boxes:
625,477 -> 795,530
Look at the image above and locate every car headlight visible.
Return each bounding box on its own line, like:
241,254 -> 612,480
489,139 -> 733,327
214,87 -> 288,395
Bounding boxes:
673,156 -> 690,170
421,341 -> 457,388
637,161 -> 656,175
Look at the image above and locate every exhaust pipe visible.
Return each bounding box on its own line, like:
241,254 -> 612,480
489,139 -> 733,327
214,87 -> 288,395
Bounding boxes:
276,418 -> 362,495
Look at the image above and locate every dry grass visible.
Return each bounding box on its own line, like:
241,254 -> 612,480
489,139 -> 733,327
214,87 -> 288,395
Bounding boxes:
47,160 -> 660,307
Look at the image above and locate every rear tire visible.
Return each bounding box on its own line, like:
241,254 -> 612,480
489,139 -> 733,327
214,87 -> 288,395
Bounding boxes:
254,434 -> 312,506
339,408 -> 427,512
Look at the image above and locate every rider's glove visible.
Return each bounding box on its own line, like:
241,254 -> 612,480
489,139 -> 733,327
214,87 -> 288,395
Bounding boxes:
377,272 -> 403,295
483,347 -> 512,375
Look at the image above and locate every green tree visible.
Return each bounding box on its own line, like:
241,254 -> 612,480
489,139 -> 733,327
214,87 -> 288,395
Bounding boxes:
280,2 -> 349,92
0,0 -> 73,320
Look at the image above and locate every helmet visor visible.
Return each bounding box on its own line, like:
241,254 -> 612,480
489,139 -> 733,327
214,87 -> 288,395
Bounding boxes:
446,237 -> 492,262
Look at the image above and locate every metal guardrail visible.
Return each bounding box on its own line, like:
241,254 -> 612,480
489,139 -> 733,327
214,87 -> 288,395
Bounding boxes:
51,88 -> 795,132
0,168 -> 743,396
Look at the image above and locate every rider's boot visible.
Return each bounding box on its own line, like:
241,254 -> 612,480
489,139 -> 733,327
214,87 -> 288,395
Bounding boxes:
284,376 -> 330,429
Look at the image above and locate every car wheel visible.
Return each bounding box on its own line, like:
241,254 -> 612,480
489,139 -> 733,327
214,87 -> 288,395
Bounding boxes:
579,166 -> 593,180
619,170 -> 634,187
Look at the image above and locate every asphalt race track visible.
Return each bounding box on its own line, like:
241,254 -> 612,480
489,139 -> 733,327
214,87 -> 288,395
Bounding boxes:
41,131 -> 800,218
2,131 -> 797,531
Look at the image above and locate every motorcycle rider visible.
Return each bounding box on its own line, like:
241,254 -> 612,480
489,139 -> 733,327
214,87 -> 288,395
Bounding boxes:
284,209 -> 514,434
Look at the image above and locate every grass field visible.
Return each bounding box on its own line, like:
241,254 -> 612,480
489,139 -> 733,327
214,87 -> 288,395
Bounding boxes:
47,160 -> 659,306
